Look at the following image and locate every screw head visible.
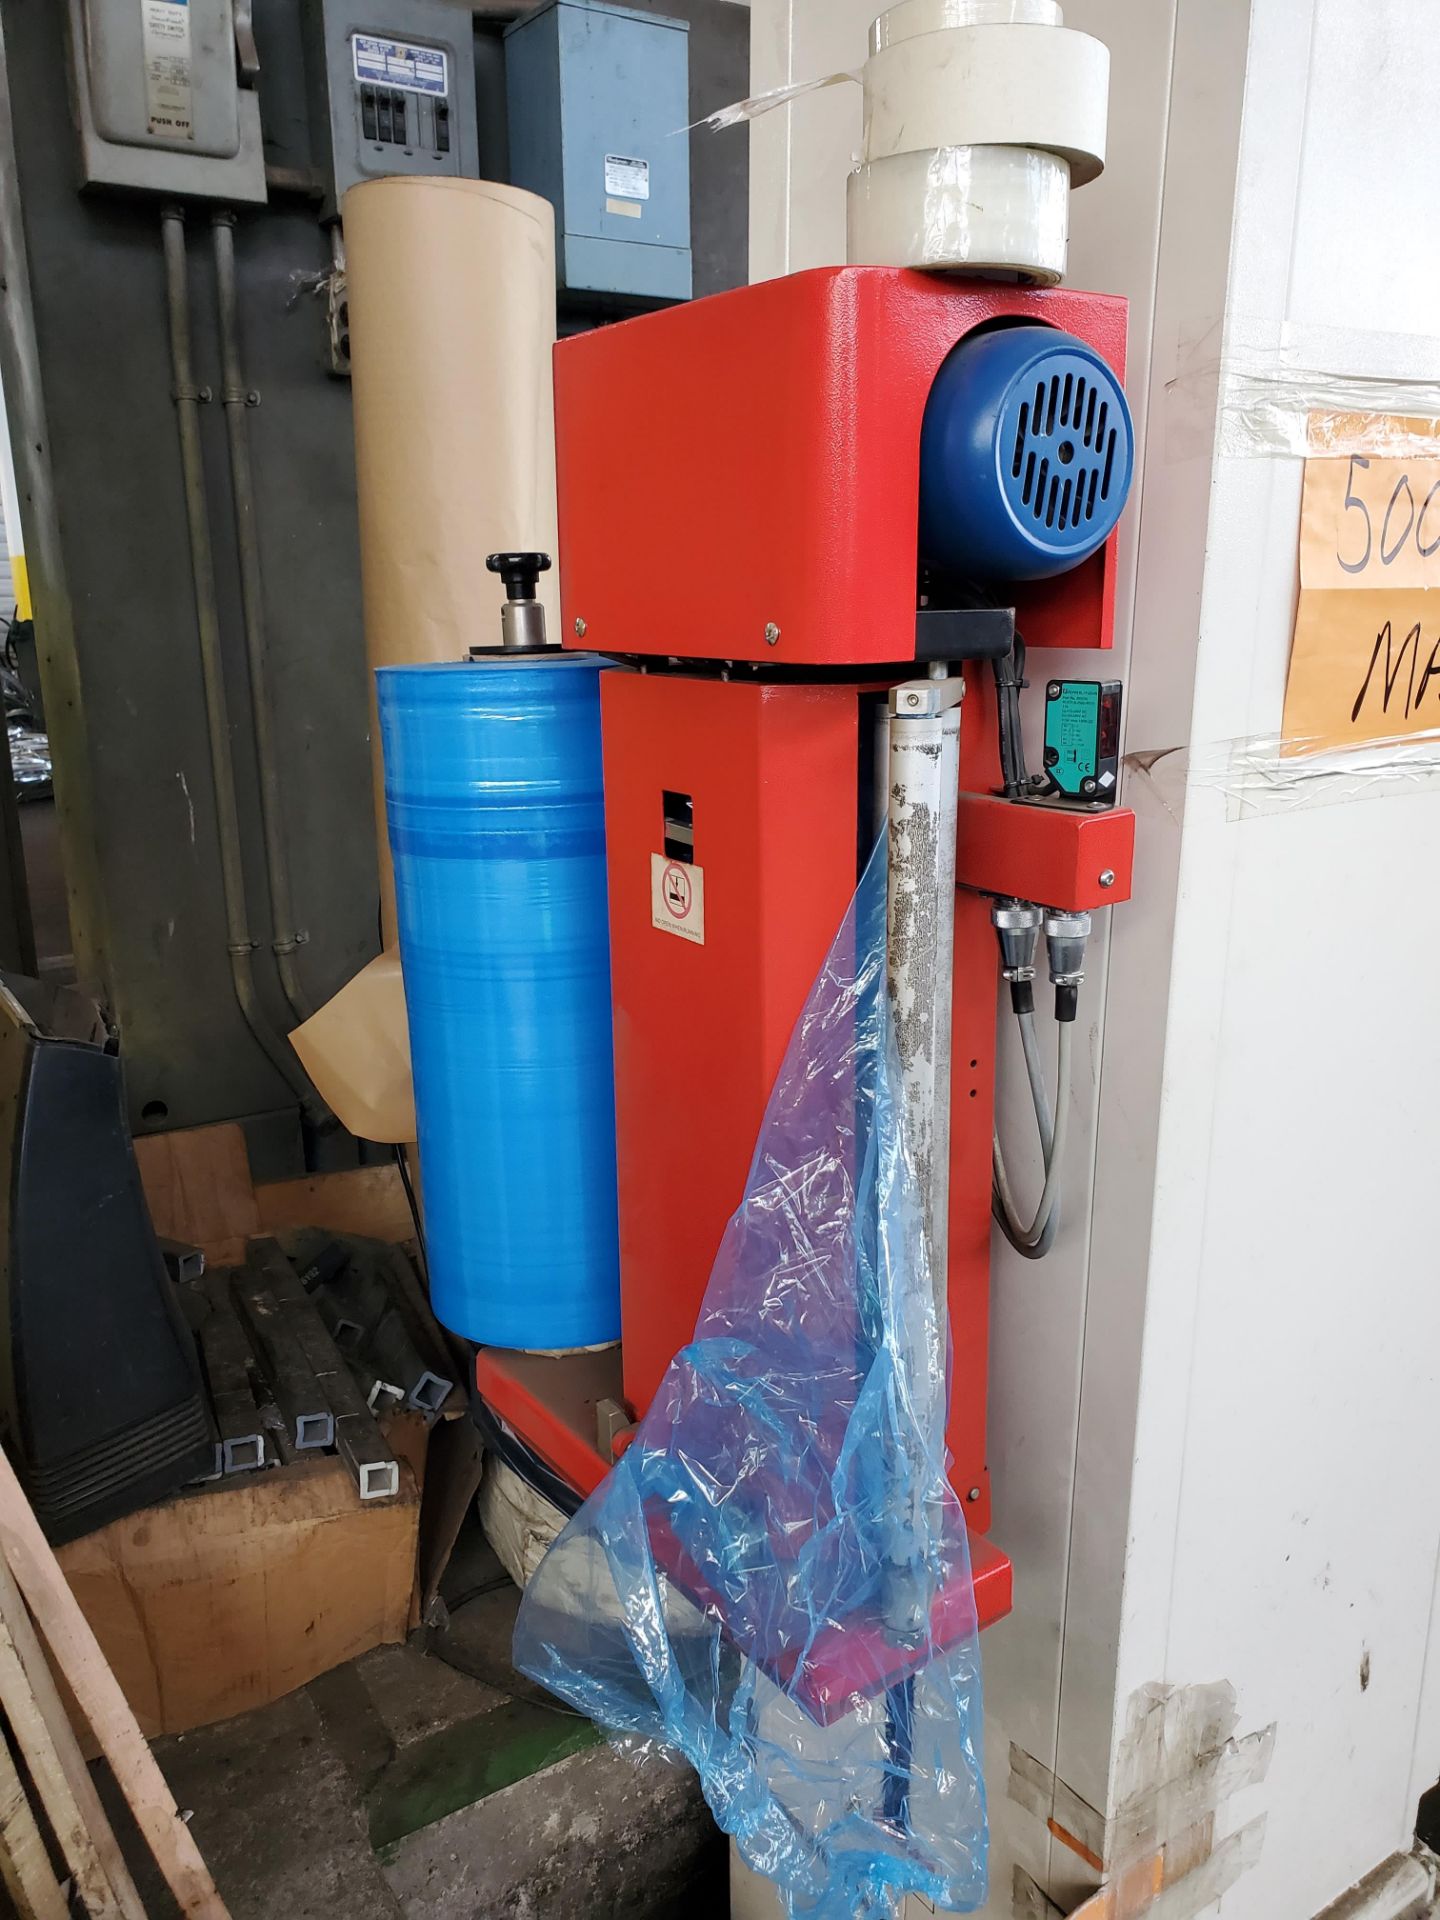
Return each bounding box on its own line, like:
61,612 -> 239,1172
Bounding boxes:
574,617 -> 587,639
1047,681 -> 1063,700
764,622 -> 781,646
1081,776 -> 1098,796
966,1486 -> 982,1504
905,691 -> 922,708
1099,868 -> 1116,889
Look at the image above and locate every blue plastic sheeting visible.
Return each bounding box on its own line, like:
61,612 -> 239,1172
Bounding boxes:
378,656 -> 621,1351
515,839 -> 987,1917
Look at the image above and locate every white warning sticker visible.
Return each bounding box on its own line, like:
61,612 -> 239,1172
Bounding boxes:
143,0 -> 195,141
651,855 -> 704,945
605,154 -> 650,201
352,33 -> 449,96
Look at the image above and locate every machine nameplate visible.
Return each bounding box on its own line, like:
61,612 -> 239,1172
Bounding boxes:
605,154 -> 650,201
351,33 -> 449,96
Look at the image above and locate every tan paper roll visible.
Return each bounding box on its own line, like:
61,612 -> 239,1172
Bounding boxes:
293,177 -> 560,1141
290,949 -> 414,1142
345,173 -> 561,931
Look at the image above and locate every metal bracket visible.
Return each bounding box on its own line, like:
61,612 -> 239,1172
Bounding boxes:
890,673 -> 965,719
597,1397 -> 637,1461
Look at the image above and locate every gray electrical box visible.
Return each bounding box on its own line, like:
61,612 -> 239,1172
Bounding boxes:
64,0 -> 267,203
505,0 -> 692,303
302,0 -> 480,217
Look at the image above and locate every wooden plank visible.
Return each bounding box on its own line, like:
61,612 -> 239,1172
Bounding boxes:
135,1122 -> 259,1266
0,1450 -> 231,1918
254,1163 -> 412,1246
0,1566 -> 127,1916
0,1555 -> 145,1920
0,1733 -> 68,1920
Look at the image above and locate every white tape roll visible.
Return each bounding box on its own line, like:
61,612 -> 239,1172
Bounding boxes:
862,24 -> 1109,183
847,145 -> 1070,281
871,0 -> 1062,51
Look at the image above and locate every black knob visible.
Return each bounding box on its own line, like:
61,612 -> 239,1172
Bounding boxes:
486,552 -> 552,602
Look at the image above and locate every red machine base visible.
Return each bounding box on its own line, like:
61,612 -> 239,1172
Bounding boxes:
473,1344 -> 1015,1633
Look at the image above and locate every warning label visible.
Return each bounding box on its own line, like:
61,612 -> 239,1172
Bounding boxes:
651,855 -> 704,945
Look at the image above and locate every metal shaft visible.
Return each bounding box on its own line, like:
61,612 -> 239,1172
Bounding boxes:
876,670 -> 963,1650
211,212 -> 312,1025
885,670 -> 963,1336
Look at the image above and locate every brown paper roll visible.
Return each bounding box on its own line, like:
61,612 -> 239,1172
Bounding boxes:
293,178 -> 560,1141
290,948 -> 413,1142
344,174 -> 561,932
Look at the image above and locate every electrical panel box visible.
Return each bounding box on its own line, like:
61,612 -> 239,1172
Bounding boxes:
65,0 -> 267,203
504,0 -> 692,304
303,0 -> 480,218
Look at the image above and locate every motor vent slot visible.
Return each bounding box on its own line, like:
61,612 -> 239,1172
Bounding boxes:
1006,353 -> 1124,539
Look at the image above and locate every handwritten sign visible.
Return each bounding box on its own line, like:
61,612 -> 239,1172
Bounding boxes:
1283,413 -> 1440,753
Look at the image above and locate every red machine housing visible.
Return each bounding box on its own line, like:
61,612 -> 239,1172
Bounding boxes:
554,266 -> 1128,665
475,267 -> 1137,1637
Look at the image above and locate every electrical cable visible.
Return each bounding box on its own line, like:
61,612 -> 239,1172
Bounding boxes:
160,205 -> 328,1128
992,634 -> 1031,799
1017,1007 -> 1055,1157
992,1018 -> 1071,1258
394,1144 -> 428,1279
212,211 -> 313,1026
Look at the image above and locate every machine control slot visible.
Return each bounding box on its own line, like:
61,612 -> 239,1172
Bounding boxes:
662,791 -> 694,863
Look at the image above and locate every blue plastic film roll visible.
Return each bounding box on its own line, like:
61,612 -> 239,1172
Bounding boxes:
378,657 -> 620,1351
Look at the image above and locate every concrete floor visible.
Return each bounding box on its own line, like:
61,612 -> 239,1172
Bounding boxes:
102,1524 -> 726,1919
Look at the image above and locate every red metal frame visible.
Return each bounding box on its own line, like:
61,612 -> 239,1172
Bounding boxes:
556,266 -> 1128,668
473,1345 -> 1016,1636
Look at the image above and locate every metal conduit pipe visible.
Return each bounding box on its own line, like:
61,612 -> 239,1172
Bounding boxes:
210,210 -> 312,1025
160,207 -> 325,1125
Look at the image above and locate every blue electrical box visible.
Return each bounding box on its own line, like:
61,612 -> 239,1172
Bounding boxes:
504,0 -> 692,303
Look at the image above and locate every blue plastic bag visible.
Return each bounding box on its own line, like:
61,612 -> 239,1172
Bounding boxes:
513,841 -> 987,1916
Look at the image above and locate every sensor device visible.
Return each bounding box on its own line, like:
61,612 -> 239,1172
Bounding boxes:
1042,678 -> 1122,802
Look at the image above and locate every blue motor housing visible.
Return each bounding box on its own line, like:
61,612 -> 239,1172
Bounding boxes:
919,324 -> 1135,582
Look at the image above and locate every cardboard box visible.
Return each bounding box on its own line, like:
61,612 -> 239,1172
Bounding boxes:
56,1452 -> 419,1738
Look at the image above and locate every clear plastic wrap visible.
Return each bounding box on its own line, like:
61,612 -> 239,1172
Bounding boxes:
847,145 -> 1070,281
872,0 -> 1063,47
514,842 -> 987,1918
